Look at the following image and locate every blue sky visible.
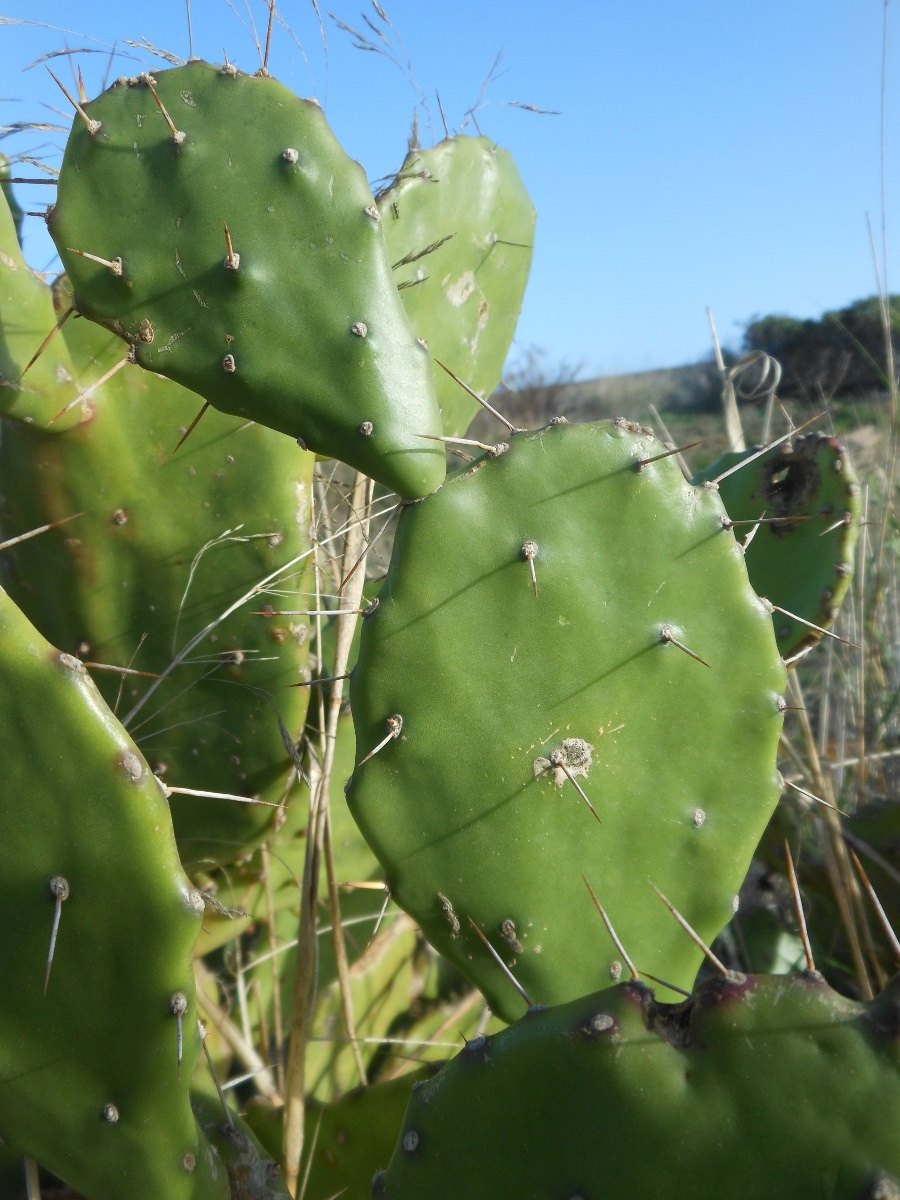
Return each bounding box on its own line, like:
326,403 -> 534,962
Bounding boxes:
2,1 -> 898,379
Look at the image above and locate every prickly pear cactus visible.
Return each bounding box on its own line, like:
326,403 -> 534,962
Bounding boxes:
48,62 -> 445,499
379,135 -> 535,438
0,177 -> 83,429
0,584 -> 229,1200
0,275 -> 316,869
693,434 -> 861,658
348,419 -> 786,1020
378,971 -> 900,1199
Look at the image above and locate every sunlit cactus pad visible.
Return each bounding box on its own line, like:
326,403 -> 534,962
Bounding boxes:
376,971 -> 900,1199
0,586 -> 228,1200
693,433 -> 861,658
349,419 -> 786,1021
379,134 -> 535,438
48,62 -> 444,498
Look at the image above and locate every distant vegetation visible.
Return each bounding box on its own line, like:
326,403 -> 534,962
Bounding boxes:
496,352 -> 725,432
497,294 -> 899,434
743,293 -> 900,400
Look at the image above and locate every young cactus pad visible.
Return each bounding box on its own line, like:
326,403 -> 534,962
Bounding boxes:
48,62 -> 445,499
0,586 -> 228,1200
378,135 -> 535,439
376,971 -> 900,1199
693,434 -> 861,658
348,419 -> 786,1021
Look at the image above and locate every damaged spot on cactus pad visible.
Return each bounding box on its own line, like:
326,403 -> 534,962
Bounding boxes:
584,1011 -> 616,1039
57,652 -> 84,673
119,751 -> 144,782
446,270 -> 476,306
438,892 -> 460,938
182,885 -> 205,917
533,738 -> 593,788
500,917 -> 523,954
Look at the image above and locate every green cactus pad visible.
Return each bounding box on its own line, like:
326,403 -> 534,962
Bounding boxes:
1,281 -> 315,869
0,184 -> 83,429
48,62 -> 445,499
0,155 -> 25,244
349,419 -> 786,1020
692,434 -> 861,658
0,585 -> 228,1200
377,971 -> 900,1199
378,136 -> 535,438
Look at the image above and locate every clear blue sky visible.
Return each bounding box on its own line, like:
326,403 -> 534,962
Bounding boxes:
2,1 -> 898,379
